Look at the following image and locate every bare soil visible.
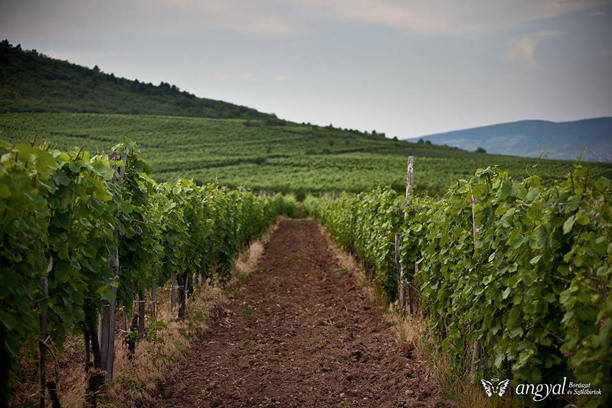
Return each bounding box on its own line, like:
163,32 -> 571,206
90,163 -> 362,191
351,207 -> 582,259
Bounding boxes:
154,220 -> 449,408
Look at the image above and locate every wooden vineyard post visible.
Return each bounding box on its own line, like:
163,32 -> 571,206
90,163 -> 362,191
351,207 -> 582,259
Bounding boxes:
138,294 -> 145,339
394,234 -> 404,310
187,274 -> 194,298
414,260 -> 420,313
399,156 -> 414,314
38,277 -> 48,408
470,341 -> 479,380
469,185 -> 479,379
121,308 -> 128,337
332,190 -> 337,201
150,286 -> 156,317
171,273 -> 177,315
98,152 -> 126,382
178,272 -> 187,320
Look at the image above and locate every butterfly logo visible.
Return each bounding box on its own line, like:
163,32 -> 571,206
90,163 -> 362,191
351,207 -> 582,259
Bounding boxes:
481,378 -> 510,397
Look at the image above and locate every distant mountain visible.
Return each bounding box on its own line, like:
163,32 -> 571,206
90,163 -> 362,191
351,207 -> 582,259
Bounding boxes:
0,39 -> 274,120
406,118 -> 612,162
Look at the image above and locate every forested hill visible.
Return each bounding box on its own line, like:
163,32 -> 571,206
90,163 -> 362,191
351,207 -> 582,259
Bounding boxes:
0,40 -> 274,120
410,118 -> 612,162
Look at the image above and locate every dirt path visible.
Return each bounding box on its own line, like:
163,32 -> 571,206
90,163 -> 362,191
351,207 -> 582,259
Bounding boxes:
154,220 -> 448,408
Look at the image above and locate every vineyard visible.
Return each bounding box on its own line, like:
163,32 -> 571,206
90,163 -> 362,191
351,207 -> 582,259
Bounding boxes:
2,42 -> 612,408
304,164 -> 612,407
1,19 -> 611,408
0,139 -> 295,406
2,112 -> 611,196
1,134 -> 611,407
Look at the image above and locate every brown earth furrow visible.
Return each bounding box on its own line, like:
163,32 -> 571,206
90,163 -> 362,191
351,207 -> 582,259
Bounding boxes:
153,219 -> 448,408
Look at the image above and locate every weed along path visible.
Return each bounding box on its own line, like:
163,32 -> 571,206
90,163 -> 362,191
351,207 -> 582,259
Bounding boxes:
154,220 -> 447,408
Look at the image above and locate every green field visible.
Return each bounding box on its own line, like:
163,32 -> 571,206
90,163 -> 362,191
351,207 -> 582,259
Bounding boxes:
1,112 -> 611,195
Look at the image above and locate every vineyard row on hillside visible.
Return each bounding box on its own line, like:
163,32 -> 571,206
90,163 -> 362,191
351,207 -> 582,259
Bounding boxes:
0,138 -> 296,406
304,165 -> 611,407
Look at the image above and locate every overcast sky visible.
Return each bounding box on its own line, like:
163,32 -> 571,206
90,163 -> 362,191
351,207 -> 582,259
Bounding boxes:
1,0 -> 611,137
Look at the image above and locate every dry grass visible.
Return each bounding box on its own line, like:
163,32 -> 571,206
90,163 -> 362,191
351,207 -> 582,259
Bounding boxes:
317,222 -> 518,408
10,219 -> 280,408
12,329 -> 90,408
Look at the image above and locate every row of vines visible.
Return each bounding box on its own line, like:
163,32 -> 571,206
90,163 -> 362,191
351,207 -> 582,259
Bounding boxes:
0,138 -> 296,406
304,166 -> 611,407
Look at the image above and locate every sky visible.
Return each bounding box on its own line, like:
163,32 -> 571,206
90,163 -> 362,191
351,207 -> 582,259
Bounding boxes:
1,0 -> 611,138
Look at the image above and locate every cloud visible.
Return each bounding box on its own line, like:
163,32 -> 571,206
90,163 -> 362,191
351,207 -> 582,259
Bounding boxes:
213,73 -> 230,81
213,72 -> 255,82
154,0 -> 300,35
503,31 -> 561,66
213,72 -> 291,82
0,0 -> 299,38
273,74 -> 291,82
601,48 -> 612,57
1,0 -> 607,40
300,0 -> 608,35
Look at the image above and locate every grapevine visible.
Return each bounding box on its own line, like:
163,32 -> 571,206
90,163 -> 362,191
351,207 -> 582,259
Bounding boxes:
0,139 -> 294,404
306,166 -> 611,407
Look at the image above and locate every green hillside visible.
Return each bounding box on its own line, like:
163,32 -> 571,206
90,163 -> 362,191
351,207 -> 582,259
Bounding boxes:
1,39 -> 610,195
0,40 -> 273,120
2,112 -> 611,196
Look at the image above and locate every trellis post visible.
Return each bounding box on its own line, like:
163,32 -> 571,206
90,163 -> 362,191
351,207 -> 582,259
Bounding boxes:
171,273 -> 177,315
399,156 -> 414,313
394,234 -> 403,309
38,277 -> 48,408
469,185 -> 479,378
150,286 -> 156,317
98,152 -> 126,382
138,294 -> 145,339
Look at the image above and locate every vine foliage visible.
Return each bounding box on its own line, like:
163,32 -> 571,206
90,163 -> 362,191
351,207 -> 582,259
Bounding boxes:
306,166 -> 611,407
0,139 -> 295,404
